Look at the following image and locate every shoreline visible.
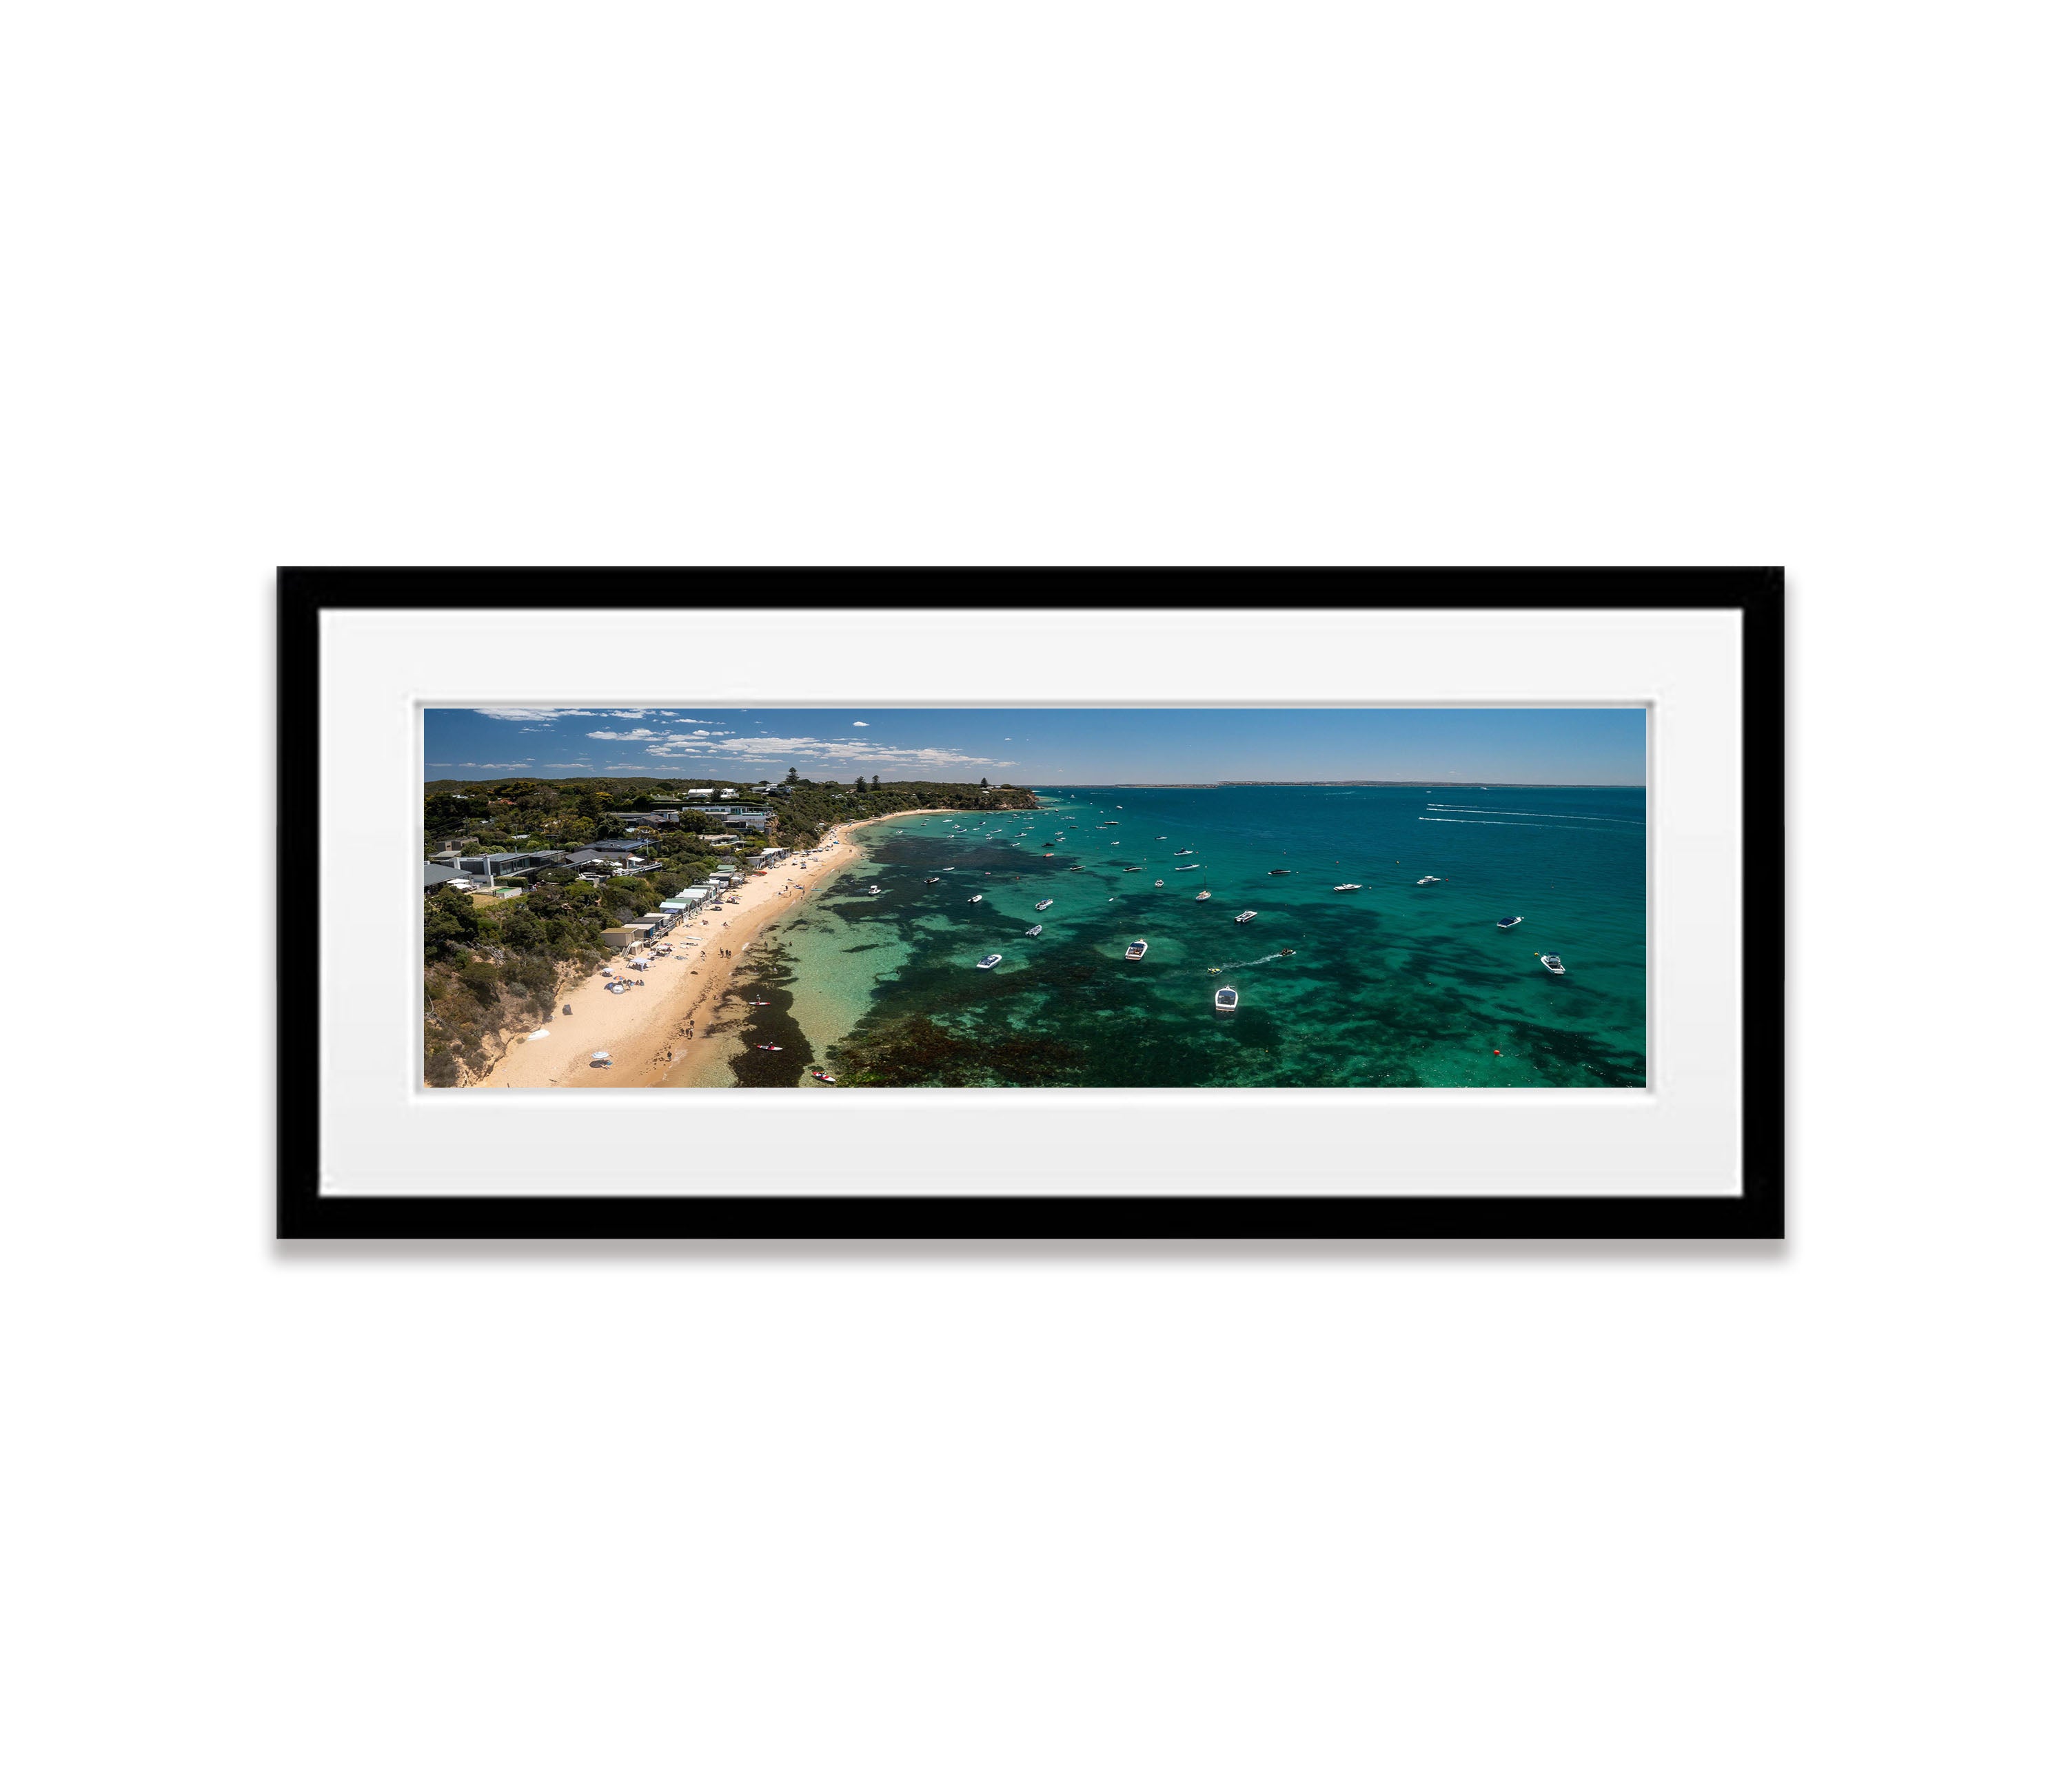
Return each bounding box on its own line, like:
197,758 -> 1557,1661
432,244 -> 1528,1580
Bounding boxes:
474,808 -> 958,1090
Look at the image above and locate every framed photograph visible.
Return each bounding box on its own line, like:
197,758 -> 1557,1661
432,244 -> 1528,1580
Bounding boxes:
278,568 -> 1782,1239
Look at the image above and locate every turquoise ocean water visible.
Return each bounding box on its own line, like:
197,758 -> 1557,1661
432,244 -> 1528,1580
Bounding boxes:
716,785 -> 1646,1088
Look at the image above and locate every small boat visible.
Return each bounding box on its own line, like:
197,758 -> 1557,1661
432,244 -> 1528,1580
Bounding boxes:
1195,890 -> 1211,902
1267,868 -> 1292,875
811,1069 -> 837,1083
1025,924 -> 1042,937
1214,986 -> 1239,1014
976,953 -> 1003,970
1234,910 -> 1257,923
1035,898 -> 1053,911
1539,954 -> 1566,975
589,1050 -> 613,1067
924,876 -> 940,885
1173,848 -> 1195,855
1332,884 -> 1363,892
866,884 -> 880,894
1124,939 -> 1149,960
969,894 -> 984,904
1173,863 -> 1200,872
1153,879 -> 1164,888
1497,915 -> 1524,929
1123,865 -> 1143,872
755,1043 -> 784,1051
1416,876 -> 1443,885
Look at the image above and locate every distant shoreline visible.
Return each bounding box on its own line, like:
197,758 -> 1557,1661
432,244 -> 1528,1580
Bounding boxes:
1041,781 -> 1647,791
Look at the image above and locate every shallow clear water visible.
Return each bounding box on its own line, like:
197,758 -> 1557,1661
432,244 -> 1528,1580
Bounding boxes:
722,786 -> 1646,1088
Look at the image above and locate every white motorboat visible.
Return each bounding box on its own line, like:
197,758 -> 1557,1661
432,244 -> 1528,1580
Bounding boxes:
924,876 -> 940,885
1195,890 -> 1211,902
1025,924 -> 1042,937
1153,879 -> 1164,888
1213,986 -> 1239,1014
969,894 -> 984,904
1173,863 -> 1200,871
866,884 -> 880,894
1234,910 -> 1258,923
1124,938 -> 1149,960
976,954 -> 1003,970
1332,883 -> 1363,892
1539,953 -> 1566,975
1497,915 -> 1524,929
1035,897 -> 1053,911
1416,876 -> 1443,885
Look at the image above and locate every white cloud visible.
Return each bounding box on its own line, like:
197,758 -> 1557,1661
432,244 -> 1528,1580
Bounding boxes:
470,708 -> 601,722
585,729 -> 663,740
852,721 -> 869,727
638,732 -> 1009,769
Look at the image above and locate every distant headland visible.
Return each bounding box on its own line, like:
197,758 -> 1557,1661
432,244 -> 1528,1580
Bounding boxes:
1048,780 -> 1645,790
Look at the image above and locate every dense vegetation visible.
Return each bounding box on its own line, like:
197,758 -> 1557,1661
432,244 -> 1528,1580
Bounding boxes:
761,770 -> 1035,850
421,773 -> 1035,1084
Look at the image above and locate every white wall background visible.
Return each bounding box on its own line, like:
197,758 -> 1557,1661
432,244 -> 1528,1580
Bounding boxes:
2,5 -> 2060,1789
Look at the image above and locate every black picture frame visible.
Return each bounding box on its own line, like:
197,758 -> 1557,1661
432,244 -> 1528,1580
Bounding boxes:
278,567 -> 1783,1241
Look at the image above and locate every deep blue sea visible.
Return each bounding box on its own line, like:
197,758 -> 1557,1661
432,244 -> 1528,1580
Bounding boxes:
718,785 -> 1646,1088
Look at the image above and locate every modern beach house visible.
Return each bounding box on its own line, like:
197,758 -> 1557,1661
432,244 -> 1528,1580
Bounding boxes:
686,804 -> 771,832
449,849 -> 568,886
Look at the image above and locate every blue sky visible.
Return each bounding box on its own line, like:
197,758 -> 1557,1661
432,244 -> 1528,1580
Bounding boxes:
425,707 -> 1645,785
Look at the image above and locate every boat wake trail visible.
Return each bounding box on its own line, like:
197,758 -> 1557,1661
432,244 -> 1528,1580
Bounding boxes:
1426,804 -> 1643,823
1218,953 -> 1293,970
1418,816 -> 1616,832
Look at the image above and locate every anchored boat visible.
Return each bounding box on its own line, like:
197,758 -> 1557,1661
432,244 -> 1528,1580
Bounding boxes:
1214,986 -> 1239,1014
1539,953 -> 1566,975
976,953 -> 1003,970
1235,910 -> 1258,923
1035,897 -> 1054,911
1332,883 -> 1363,892
1497,915 -> 1523,929
1025,924 -> 1042,937
1124,938 -> 1149,961
1195,890 -> 1211,902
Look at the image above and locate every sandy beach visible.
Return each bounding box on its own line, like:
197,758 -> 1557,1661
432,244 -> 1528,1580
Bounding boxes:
475,809 -> 953,1089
